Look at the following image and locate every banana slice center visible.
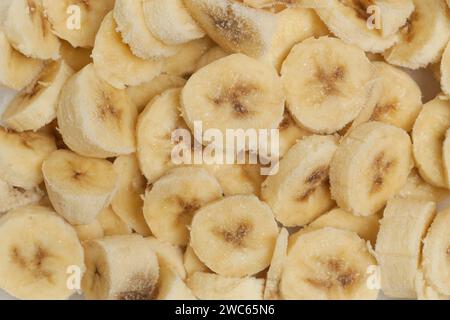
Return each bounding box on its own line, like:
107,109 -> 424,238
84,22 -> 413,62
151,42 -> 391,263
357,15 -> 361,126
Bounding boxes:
313,65 -> 346,99
10,244 -> 52,281
297,166 -> 329,201
371,152 -> 395,193
212,83 -> 257,117
306,257 -> 359,290
216,222 -> 252,248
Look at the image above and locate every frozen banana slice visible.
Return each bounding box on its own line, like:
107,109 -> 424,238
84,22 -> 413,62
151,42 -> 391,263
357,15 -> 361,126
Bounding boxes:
0,179 -> 43,214
264,228 -> 288,300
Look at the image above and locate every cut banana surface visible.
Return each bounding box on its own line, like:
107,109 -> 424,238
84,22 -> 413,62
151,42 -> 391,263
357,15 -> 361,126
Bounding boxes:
0,179 -> 44,214
442,42 -> 450,96
264,228 -> 288,300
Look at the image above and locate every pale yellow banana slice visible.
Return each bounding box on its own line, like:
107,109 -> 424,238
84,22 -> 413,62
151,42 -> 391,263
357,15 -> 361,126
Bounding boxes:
443,128 -> 450,187
59,40 -> 92,72
184,246 -> 210,276
0,206 -> 84,300
330,121 -> 413,216
397,168 -> 450,202
442,41 -> 450,96
415,269 -> 449,300
274,110 -> 311,158
264,228 -> 288,300
74,220 -> 104,242
375,198 -> 436,298
281,228 -> 379,300
157,263 -> 196,300
196,46 -> 229,70
146,237 -> 187,280
190,195 -> 278,277
0,179 -> 43,214
82,235 -> 159,300
42,150 -> 118,225
97,207 -> 132,236
57,64 -> 137,158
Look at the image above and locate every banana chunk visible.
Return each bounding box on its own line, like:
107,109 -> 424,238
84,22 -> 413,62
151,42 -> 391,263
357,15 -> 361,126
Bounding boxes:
0,206 -> 84,300
415,269 -> 449,300
264,228 -> 288,300
396,168 -> 450,202
97,207 -> 132,236
0,179 -> 43,214
146,237 -> 187,280
157,263 -> 196,300
74,220 -> 104,242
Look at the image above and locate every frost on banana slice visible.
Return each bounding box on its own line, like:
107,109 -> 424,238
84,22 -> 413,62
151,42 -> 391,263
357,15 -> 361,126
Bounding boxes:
442,41 -> 450,97
330,122 -> 413,216
0,128 -> 56,189
262,135 -> 337,227
264,228 -> 288,300
281,228 -> 379,300
281,37 -> 375,134
196,46 -> 229,70
184,246 -> 210,276
146,237 -> 187,280
2,60 -> 74,132
92,13 -> 163,89
190,195 -> 278,277
97,207 -> 132,236
57,64 -> 137,158
74,220 -> 104,242
412,98 -> 450,188
375,198 -> 436,298
59,40 -> 92,72
384,0 -> 450,69
396,168 -> 450,202
82,235 -> 159,300
157,263 -> 196,300
187,272 -> 264,300
0,179 -> 44,214
143,167 -> 223,246
42,0 -> 114,48
42,150 -> 118,226
0,206 -> 84,300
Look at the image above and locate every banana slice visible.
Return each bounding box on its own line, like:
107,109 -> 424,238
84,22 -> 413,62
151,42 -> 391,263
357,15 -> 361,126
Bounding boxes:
397,168 -> 450,202
92,13 -> 163,89
82,235 -> 159,300
0,179 -> 43,214
415,269 -> 449,300
157,263 -> 196,300
146,237 -> 187,280
143,167 -> 223,246
59,40 -> 92,72
187,272 -> 264,300
443,128 -> 450,187
280,228 -> 379,300
384,0 -> 450,69
412,97 -> 450,188
2,61 -> 74,132
111,155 -> 151,236
275,110 -> 311,158
97,207 -> 132,236
0,206 -> 84,300
281,37 -> 375,134
375,198 -> 436,298
57,64 -> 137,158
0,128 -> 56,189
261,135 -> 338,227
74,220 -> 104,242
196,46 -> 229,70
264,228 -> 288,300
442,42 -> 450,96
184,246 -> 210,276
190,195 -> 278,277
42,0 -> 115,48
330,121 -> 413,216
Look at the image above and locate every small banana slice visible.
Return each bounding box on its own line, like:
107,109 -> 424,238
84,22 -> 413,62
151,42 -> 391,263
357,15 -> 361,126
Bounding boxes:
415,269 -> 449,300
397,168 -> 450,202
59,40 -> 92,72
157,263 -> 196,300
0,179 -> 43,214
146,237 -> 186,280
442,41 -> 450,96
0,206 -> 84,300
92,13 -> 163,89
275,110 -> 312,158
74,220 -> 104,242
42,0 -> 115,48
196,46 -> 229,70
42,150 -> 118,225
281,228 -> 379,300
264,228 -> 288,300
2,60 -> 74,132
82,235 -> 159,300
384,0 -> 450,69
375,198 -> 436,298
330,122 -> 413,216
184,246 -> 210,276
97,207 -> 132,236
57,64 -> 137,158
190,195 -> 278,277
187,272 -> 264,300
281,37 -> 375,134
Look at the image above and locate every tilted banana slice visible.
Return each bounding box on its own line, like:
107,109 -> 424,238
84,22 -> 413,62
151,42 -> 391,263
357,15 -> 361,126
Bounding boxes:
92,13 -> 163,89
396,168 -> 450,202
0,179 -> 44,214
57,64 -> 137,158
264,228 -> 288,300
280,228 -> 379,300
442,42 -> 450,96
0,206 -> 84,300
82,235 -> 159,300
330,121 -> 413,216
184,246 -> 210,276
375,198 -> 436,298
146,237 -> 187,280
59,40 -> 92,72
281,37 -> 375,134
2,60 -> 74,132
196,45 -> 229,70
42,150 -> 119,225
273,110 -> 311,158
415,269 -> 449,300
97,207 -> 132,236
74,220 -> 104,242
156,262 -> 196,300
190,195 -> 279,277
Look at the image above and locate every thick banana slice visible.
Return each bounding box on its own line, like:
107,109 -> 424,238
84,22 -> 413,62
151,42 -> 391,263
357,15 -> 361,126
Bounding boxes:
281,37 -> 375,134
42,0 -> 115,48
0,128 -> 56,189
264,228 -> 288,300
146,237 -> 187,280
42,150 -> 118,225
92,13 -> 163,89
0,179 -> 43,214
157,263 -> 196,300
59,40 -> 92,72
196,46 -> 229,69
2,61 -> 74,132
262,135 -> 337,227
187,272 -> 264,300
384,0 -> 450,69
442,41 -> 450,96
375,198 -> 436,298
190,195 -> 278,277
74,220 -> 104,242
184,246 -> 210,276
281,228 -> 379,300
97,207 -> 132,236
143,167 -> 223,246
0,206 -> 84,300
330,121 -> 413,216
412,97 -> 450,188
57,64 -> 137,158
82,235 -> 159,300
397,168 -> 450,202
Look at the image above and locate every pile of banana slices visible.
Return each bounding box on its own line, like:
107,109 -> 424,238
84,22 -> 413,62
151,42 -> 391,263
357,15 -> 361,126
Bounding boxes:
0,0 -> 449,301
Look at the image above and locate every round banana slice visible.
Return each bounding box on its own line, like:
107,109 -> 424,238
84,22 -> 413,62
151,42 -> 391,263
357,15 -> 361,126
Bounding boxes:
57,64 -> 137,158
281,37 -> 375,134
375,198 -> 436,298
92,12 -> 163,89
262,135 -> 337,227
184,246 -> 210,276
264,228 -> 288,300
74,220 -> 104,242
143,167 -> 223,246
0,179 -> 44,214
42,150 -> 119,226
442,41 -> 450,97
396,168 -> 450,202
190,195 -> 279,277
97,207 -> 132,236
59,40 -> 92,72
82,235 -> 159,300
0,206 -> 84,300
280,228 -> 379,300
